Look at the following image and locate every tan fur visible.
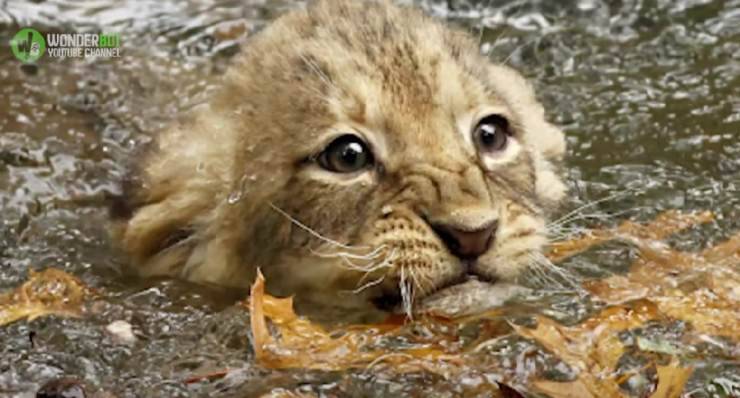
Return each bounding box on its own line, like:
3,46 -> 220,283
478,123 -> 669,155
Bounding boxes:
111,0 -> 567,318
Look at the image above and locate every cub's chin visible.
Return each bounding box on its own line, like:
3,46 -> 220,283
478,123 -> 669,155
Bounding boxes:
365,276 -> 529,319
414,279 -> 529,318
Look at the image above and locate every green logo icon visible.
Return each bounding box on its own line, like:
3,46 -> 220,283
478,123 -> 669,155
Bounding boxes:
11,28 -> 45,63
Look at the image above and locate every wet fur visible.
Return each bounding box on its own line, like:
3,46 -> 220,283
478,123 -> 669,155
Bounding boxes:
111,0 -> 567,318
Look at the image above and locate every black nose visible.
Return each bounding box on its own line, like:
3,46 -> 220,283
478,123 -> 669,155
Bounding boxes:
431,221 -> 497,260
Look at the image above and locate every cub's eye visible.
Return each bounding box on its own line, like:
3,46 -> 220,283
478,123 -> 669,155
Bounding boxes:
318,134 -> 374,173
473,115 -> 511,153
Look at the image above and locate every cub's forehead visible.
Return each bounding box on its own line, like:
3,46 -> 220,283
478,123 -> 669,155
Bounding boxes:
288,27 -> 496,124
308,41 -> 527,150
241,0 -> 544,150
285,2 -> 534,122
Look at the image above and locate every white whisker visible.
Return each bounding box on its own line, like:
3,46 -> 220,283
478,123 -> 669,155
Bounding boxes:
311,244 -> 388,260
352,274 -> 386,294
269,202 -> 362,251
524,252 -> 584,293
399,266 -> 415,320
549,187 -> 638,228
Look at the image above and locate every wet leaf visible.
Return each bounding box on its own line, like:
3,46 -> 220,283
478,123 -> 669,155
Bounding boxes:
0,268 -> 92,326
650,358 -> 692,398
547,210 -> 714,263
586,232 -> 740,339
532,379 -> 595,398
636,337 -> 682,355
513,315 -> 625,398
259,390 -> 318,398
248,270 -> 463,375
238,210 -> 738,398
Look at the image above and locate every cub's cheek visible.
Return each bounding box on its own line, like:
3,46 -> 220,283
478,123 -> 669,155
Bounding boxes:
476,208 -> 548,281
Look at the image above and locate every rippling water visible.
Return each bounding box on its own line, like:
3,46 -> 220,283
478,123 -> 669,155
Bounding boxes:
0,0 -> 738,396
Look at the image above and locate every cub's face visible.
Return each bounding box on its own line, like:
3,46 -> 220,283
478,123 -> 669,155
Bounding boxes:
224,1 -> 568,317
114,0 -> 566,320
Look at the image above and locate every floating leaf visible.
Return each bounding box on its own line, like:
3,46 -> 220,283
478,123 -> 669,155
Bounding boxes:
650,358 -> 693,398
636,337 -> 682,355
587,232 -> 740,339
248,270 -> 463,375
0,268 -> 92,326
532,379 -> 595,398
514,315 -> 625,398
547,210 -> 713,263
244,210 -> 737,397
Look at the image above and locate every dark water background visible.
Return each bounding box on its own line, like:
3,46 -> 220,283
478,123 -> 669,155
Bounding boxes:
0,0 -> 738,396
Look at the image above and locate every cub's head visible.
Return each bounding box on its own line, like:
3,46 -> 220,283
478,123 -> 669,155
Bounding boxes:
113,0 -> 567,320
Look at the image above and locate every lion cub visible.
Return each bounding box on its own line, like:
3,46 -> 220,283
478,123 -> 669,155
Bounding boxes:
112,0 -> 567,320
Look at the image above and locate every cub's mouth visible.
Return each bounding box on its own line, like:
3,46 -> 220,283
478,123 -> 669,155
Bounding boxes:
365,213 -> 520,317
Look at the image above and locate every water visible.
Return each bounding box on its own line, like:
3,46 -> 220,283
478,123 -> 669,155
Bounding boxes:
1,0 -> 738,396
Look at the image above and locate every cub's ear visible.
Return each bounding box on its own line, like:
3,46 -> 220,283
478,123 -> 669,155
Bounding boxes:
538,120 -> 567,162
485,64 -> 566,162
108,105 -> 237,278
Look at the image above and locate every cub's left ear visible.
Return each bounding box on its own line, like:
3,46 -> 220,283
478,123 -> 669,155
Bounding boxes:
536,121 -> 566,162
532,121 -> 567,209
533,148 -> 567,209
525,107 -> 567,163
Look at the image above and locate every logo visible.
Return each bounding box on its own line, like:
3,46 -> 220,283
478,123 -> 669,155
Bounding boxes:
10,28 -> 122,62
11,28 -> 46,63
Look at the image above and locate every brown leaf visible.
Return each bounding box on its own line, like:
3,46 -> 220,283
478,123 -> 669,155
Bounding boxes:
0,268 -> 92,326
247,270 -> 462,374
533,379 -> 597,398
513,316 -> 626,398
547,210 -> 713,263
650,358 -> 693,398
242,210 -> 735,397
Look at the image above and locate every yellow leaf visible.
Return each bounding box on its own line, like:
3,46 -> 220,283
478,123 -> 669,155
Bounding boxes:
650,359 -> 693,398
533,379 -> 596,398
0,268 -> 92,326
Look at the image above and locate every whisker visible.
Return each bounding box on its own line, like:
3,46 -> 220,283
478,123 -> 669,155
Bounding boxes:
358,249 -> 396,272
549,187 -> 638,227
338,251 -> 395,273
523,252 -> 584,293
500,34 -> 537,66
311,244 -> 388,260
399,266 -> 415,320
352,274 -> 386,294
269,202 -> 362,251
299,54 -> 337,90
548,207 -> 638,231
338,249 -> 397,295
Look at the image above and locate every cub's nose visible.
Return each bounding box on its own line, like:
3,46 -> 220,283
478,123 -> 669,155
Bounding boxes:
431,221 -> 497,260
